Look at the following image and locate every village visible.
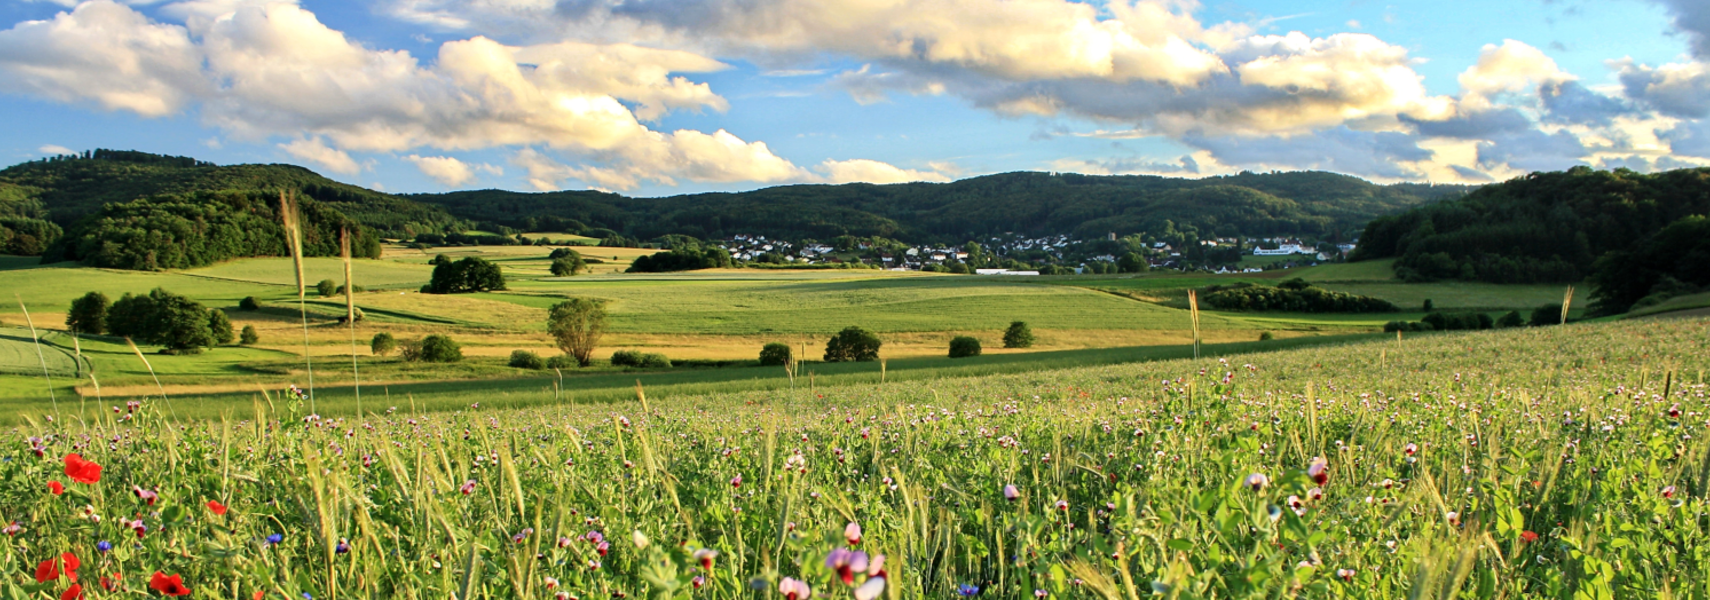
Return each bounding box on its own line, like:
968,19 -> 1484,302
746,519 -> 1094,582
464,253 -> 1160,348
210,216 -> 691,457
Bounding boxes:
713,233 -> 1356,274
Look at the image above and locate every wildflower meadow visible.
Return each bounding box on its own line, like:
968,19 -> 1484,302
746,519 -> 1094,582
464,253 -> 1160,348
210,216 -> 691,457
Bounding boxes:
3,318 -> 1708,599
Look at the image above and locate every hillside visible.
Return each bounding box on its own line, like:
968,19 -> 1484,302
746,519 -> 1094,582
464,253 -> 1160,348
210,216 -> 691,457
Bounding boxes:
409,170 -> 1473,242
1351,166 -> 1710,289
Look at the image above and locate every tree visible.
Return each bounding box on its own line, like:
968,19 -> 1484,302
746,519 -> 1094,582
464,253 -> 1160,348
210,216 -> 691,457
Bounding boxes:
66,291 -> 109,335
823,326 -> 881,362
611,350 -> 644,367
759,342 -> 792,366
550,255 -> 585,276
414,335 -> 462,362
371,332 -> 397,357
316,279 -> 338,297
1588,215 -> 1710,315
1529,303 -> 1563,327
949,336 -> 981,358
1497,310 -> 1524,328
240,325 -> 259,345
424,257 -> 506,294
1003,322 -> 1034,349
107,288 -> 218,351
509,350 -> 545,370
1422,299 -> 1434,312
548,298 -> 607,367
208,309 -> 235,345
1117,252 -> 1149,273
239,296 -> 260,311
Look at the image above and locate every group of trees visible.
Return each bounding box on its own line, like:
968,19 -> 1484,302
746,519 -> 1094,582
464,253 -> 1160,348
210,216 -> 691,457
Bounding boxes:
42,191 -> 381,270
1201,279 -> 1398,313
1384,304 -> 1566,333
1586,215 -> 1710,315
1353,166 -> 1710,286
423,256 -> 506,294
548,248 -> 589,276
67,289 -> 234,352
627,246 -> 732,273
0,217 -> 61,255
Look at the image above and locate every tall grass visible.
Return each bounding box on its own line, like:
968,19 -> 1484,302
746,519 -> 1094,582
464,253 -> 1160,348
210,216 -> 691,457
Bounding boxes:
342,227 -> 361,416
15,293 -> 57,416
280,189 -> 315,413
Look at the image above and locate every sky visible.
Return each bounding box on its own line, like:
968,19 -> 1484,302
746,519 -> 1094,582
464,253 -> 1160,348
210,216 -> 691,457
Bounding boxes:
0,0 -> 1707,197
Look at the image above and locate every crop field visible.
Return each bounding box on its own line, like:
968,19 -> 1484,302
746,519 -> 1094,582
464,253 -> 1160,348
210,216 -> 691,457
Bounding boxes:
1,317 -> 1705,599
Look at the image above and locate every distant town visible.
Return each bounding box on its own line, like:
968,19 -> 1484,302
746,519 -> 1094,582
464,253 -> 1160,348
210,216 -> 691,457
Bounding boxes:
713,233 -> 1356,274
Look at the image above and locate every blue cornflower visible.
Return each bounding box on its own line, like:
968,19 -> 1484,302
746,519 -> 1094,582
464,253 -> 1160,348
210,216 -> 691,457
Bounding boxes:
267,533 -> 284,545
957,584 -> 980,597
96,540 -> 112,552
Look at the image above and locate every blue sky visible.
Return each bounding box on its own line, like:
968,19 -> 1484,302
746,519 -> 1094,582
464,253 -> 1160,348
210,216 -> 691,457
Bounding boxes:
1,0 -> 1706,197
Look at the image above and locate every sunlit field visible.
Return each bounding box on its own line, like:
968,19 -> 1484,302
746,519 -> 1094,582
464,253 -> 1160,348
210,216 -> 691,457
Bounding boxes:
2,318 -> 1705,599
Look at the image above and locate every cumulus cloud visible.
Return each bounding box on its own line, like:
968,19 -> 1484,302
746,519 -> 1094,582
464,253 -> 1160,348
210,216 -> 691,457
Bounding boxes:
280,137 -> 360,174
1616,59 -> 1710,119
1476,129 -> 1587,173
1653,0 -> 1710,58
818,159 -> 950,184
37,144 -> 74,156
405,154 -> 501,187
1183,126 -> 1433,179
0,1 -> 206,116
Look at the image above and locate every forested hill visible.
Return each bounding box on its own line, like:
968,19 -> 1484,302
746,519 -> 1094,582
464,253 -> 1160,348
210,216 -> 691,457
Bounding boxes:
0,149 -> 463,236
408,171 -> 1474,242
1351,165 -> 1710,291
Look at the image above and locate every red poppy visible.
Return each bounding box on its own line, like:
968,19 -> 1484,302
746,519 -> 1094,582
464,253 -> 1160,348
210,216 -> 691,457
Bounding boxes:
48,481 -> 64,495
253,592 -> 266,600
63,454 -> 101,484
149,572 -> 190,597
1520,531 -> 1539,543
99,573 -> 120,592
35,557 -> 59,583
60,584 -> 83,600
207,500 -> 228,516
62,552 -> 80,583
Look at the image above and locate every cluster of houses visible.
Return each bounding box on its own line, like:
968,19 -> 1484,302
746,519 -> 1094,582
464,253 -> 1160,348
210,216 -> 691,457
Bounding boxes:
712,233 -> 1354,273
1250,237 -> 1358,261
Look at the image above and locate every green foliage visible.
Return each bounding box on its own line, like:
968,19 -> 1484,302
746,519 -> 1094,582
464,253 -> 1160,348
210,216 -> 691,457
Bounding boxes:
627,246 -> 731,273
610,350 -> 644,367
371,332 -> 397,357
411,334 -> 462,363
238,296 -> 260,311
509,350 -> 546,370
1259,331 -> 1274,341
545,354 -> 578,370
316,279 -> 338,297
550,255 -> 586,276
65,291 -> 109,335
239,325 -> 259,345
1354,166 -> 1710,283
1497,310 -> 1525,328
107,288 -> 218,350
1530,303 -> 1564,327
1002,321 -> 1034,349
549,298 -> 607,367
207,308 -> 235,345
1422,299 -> 1434,312
638,353 -> 672,368
823,326 -> 881,362
1588,215 -> 1710,315
758,342 -> 792,366
948,336 -> 982,358
1117,252 -> 1150,273
1201,282 -> 1398,313
424,257 -> 505,294
0,217 -> 61,255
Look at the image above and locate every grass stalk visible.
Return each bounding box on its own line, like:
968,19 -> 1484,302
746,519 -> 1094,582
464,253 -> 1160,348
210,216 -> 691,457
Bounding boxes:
126,336 -> 177,421
341,227 -> 361,417
280,189 -> 315,413
16,293 -> 58,418
1560,285 -> 1574,325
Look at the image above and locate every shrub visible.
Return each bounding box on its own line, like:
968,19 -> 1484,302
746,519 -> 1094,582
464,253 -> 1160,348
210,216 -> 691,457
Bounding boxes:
550,256 -> 585,276
208,309 -> 235,345
423,257 -> 505,294
1002,321 -> 1034,349
240,325 -> 259,345
107,288 -> 218,350
1259,331 -> 1275,341
316,279 -> 338,297
824,326 -> 881,362
509,350 -> 545,370
1530,303 -> 1563,327
66,291 -> 109,335
371,332 -> 397,357
545,355 -> 578,369
948,336 -> 981,358
759,342 -> 792,366
239,296 -> 260,311
1422,299 -> 1434,312
335,284 -> 366,295
1497,310 -> 1525,328
414,335 -> 462,363
611,350 -> 644,367
639,353 -> 672,368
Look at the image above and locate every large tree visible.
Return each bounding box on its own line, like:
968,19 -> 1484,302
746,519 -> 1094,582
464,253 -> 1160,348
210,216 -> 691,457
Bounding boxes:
548,298 -> 607,367
65,291 -> 109,335
109,288 -> 218,350
823,326 -> 881,362
423,256 -> 506,294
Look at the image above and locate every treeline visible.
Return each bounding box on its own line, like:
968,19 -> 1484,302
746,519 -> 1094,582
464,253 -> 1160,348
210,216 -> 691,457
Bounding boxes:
627,245 -> 733,273
1201,279 -> 1398,313
44,190 -> 380,270
1353,166 -> 1710,286
408,171 -> 1469,244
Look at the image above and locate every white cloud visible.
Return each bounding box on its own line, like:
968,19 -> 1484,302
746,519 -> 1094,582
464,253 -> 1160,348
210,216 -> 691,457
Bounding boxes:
37,144 -> 74,156
405,154 -> 487,186
0,1 -> 205,117
279,137 -> 360,174
818,159 -> 950,184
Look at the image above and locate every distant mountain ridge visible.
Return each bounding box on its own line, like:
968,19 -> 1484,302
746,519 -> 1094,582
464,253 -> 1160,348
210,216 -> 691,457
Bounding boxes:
0,150 -> 1477,268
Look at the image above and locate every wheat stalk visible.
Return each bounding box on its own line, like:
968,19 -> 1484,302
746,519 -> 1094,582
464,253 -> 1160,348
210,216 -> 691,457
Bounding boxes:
342,227 -> 361,416
280,189 -> 315,414
126,337 -> 177,421
1560,285 -> 1574,325
16,294 -> 58,419
1187,290 -> 1202,360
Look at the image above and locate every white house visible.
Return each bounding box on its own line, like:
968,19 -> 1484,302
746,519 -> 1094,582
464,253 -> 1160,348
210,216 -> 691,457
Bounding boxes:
1254,243 -> 1307,256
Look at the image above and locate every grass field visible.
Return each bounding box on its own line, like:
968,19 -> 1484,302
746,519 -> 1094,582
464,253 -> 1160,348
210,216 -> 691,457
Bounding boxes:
2,317 -> 1705,599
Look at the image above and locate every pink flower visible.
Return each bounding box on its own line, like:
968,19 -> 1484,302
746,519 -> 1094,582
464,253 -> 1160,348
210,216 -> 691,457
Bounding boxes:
779,577 -> 813,600
692,548 -> 718,571
844,522 -> 862,546
459,480 -> 477,495
1003,485 -> 1020,501
825,549 -> 869,586
1307,457 -> 1328,486
1244,473 -> 1269,492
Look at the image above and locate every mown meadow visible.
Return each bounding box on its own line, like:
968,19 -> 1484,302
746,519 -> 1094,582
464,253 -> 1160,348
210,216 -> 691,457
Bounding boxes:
2,317 -> 1706,599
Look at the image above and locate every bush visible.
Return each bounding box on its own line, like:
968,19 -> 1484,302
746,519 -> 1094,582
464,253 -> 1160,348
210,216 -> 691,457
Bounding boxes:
107,288 -> 219,350
1002,321 -> 1034,349
611,350 -> 644,367
639,353 -> 672,368
208,309 -> 235,345
1202,282 -> 1398,313
550,256 -> 585,276
335,284 -> 366,295
238,296 -> 260,311
423,257 -> 505,294
316,279 -> 338,297
336,307 -> 365,324
1530,303 -> 1563,327
1422,299 -> 1434,312
1259,331 -> 1274,341
240,325 -> 259,345
759,342 -> 792,366
509,350 -> 545,370
824,326 -> 881,362
66,291 -> 109,335
948,336 -> 981,358
371,332 -> 397,357
409,335 -> 462,363
1497,310 -> 1525,328
545,355 -> 578,369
